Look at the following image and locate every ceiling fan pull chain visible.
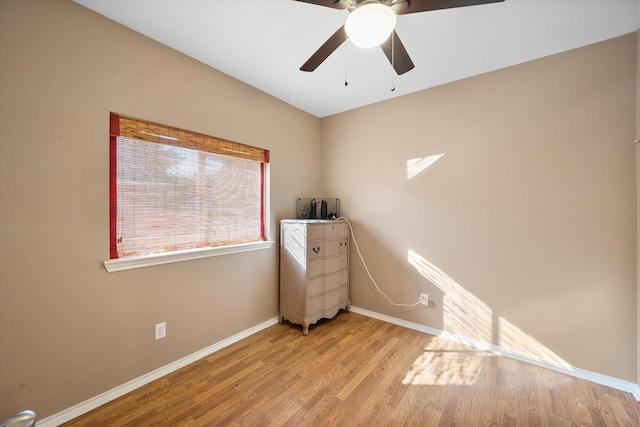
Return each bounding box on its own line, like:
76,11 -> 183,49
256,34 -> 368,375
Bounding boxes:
390,31 -> 396,91
344,36 -> 349,86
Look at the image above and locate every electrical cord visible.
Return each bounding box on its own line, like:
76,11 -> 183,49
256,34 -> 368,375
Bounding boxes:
338,216 -> 421,308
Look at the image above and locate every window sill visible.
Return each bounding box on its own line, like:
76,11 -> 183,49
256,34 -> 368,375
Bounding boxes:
103,241 -> 275,273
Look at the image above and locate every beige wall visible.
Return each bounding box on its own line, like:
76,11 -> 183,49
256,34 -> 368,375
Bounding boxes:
1,0 -> 638,421
322,33 -> 637,382
0,0 -> 321,419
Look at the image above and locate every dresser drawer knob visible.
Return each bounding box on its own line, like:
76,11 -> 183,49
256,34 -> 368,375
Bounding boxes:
312,246 -> 320,254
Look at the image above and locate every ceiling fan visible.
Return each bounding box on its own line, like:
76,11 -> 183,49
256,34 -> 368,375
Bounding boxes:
296,0 -> 505,75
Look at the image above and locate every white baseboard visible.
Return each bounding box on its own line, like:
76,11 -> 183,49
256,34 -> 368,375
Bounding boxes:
36,308 -> 640,426
37,316 -> 279,427
349,306 -> 640,402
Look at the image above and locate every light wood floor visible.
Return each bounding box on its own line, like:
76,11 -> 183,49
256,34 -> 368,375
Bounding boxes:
63,312 -> 640,426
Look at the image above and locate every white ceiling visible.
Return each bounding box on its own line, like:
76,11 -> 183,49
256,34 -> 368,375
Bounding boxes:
75,0 -> 639,118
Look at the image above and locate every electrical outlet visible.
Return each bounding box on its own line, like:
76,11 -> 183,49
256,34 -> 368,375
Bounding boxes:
419,293 -> 429,306
155,322 -> 166,340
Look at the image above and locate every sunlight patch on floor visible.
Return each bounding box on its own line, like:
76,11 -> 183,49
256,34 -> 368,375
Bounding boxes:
402,339 -> 484,386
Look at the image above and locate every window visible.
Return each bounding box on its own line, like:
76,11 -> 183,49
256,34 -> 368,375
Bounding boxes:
108,113 -> 270,265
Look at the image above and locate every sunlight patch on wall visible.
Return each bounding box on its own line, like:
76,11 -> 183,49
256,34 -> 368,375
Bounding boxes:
402,339 -> 484,386
406,249 -> 571,379
408,249 -> 492,343
499,316 -> 570,367
406,153 -> 445,180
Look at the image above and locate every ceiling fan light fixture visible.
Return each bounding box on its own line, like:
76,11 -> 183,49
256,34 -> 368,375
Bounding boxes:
345,2 -> 397,49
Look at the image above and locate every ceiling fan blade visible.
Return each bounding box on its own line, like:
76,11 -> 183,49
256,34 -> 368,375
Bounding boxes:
394,0 -> 504,15
380,31 -> 414,75
294,0 -> 350,10
300,25 -> 347,72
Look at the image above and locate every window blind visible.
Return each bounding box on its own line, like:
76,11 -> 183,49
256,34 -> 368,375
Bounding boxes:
109,113 -> 269,259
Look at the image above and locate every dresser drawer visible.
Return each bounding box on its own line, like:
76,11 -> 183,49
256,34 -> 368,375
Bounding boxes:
308,238 -> 348,259
307,221 -> 347,241
308,285 -> 348,315
308,254 -> 348,278
308,269 -> 348,296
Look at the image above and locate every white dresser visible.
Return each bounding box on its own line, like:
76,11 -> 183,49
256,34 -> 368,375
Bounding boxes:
279,219 -> 350,335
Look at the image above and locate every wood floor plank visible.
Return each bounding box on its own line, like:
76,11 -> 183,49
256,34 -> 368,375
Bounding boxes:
62,312 -> 640,426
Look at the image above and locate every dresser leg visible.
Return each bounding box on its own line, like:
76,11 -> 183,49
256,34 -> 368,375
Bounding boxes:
302,323 -> 309,336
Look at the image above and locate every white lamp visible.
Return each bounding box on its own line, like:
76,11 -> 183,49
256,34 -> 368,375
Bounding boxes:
345,2 -> 397,48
